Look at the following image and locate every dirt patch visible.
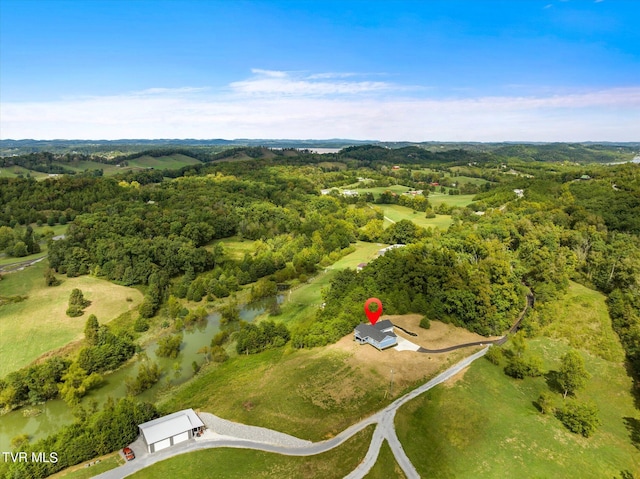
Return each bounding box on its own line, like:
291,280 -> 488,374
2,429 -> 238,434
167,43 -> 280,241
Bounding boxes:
442,366 -> 469,388
327,315 -> 489,389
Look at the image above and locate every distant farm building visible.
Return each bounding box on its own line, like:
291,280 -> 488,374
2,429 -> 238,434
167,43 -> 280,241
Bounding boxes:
513,189 -> 524,198
354,319 -> 397,350
377,244 -> 406,256
392,165 -> 400,170
403,190 -> 423,196
356,262 -> 368,271
342,189 -> 359,197
139,409 -> 205,453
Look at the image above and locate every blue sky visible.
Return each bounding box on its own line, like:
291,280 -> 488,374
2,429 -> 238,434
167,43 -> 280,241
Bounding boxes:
1,0 -> 639,141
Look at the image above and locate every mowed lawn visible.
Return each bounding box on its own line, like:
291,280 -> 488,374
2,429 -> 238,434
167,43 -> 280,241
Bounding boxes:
364,440 -> 407,479
0,261 -> 143,376
378,204 -> 452,230
129,426 -> 374,479
395,339 -> 640,478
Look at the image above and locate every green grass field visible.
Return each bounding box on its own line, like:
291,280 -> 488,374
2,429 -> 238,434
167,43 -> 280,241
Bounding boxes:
213,236 -> 259,260
364,440 -> 407,479
277,241 -> 385,326
0,261 -> 143,376
52,160 -> 122,176
395,341 -> 640,478
127,154 -> 201,170
538,281 -> 625,362
129,426 -> 374,479
426,193 -> 476,207
161,346 -> 390,442
378,204 -> 453,230
0,166 -> 49,179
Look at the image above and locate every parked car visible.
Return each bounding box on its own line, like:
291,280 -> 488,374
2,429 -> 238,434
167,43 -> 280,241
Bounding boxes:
123,447 -> 135,461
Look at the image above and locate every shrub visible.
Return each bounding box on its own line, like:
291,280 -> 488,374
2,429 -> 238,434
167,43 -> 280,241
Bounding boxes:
537,390 -> 555,414
504,355 -> 544,379
133,316 -> 150,332
556,400 -> 601,437
419,316 -> 431,329
485,346 -> 503,365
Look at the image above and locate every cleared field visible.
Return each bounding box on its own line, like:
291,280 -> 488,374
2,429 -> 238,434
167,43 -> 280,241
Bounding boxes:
0,261 -> 143,376
0,166 -> 49,179
426,193 -> 475,207
52,160 -> 122,175
129,426 -> 374,479
127,154 -> 201,170
378,204 -> 452,230
396,338 -> 640,478
213,236 -> 259,260
538,281 -> 624,362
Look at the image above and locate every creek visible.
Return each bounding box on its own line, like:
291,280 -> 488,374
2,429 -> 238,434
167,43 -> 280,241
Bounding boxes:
0,296 -> 279,451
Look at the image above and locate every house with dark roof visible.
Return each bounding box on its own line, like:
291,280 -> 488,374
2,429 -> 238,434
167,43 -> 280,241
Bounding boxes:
354,319 -> 397,350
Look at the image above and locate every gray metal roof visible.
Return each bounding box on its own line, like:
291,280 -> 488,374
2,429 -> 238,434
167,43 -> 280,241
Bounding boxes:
139,408 -> 204,445
374,319 -> 394,332
355,323 -> 397,343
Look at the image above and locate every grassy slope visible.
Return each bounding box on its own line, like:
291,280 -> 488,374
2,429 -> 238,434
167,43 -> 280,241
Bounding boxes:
378,204 -> 452,230
129,425 -> 374,479
395,284 -> 640,478
0,261 -> 143,375
364,440 -> 407,479
49,454 -> 122,479
160,347 -> 389,442
538,281 -> 624,362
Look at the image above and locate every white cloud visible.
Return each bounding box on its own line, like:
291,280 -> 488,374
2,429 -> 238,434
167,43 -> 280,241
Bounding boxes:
229,69 -> 395,96
1,71 -> 639,142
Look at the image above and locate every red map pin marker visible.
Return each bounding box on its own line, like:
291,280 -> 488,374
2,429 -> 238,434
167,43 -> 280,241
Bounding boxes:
364,297 -> 383,325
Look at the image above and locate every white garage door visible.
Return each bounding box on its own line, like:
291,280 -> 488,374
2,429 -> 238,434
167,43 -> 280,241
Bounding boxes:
153,438 -> 171,452
173,431 -> 189,445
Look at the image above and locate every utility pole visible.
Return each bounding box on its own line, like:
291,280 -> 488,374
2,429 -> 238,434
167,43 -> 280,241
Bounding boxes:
388,368 -> 394,397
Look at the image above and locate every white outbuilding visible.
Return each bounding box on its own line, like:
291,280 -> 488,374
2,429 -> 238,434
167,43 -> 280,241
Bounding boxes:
139,408 -> 205,453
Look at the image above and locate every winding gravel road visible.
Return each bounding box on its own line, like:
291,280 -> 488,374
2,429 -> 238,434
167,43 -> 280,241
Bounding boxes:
94,347 -> 488,479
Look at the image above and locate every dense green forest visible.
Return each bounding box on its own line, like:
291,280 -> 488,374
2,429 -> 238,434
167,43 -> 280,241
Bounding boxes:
0,143 -> 639,478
